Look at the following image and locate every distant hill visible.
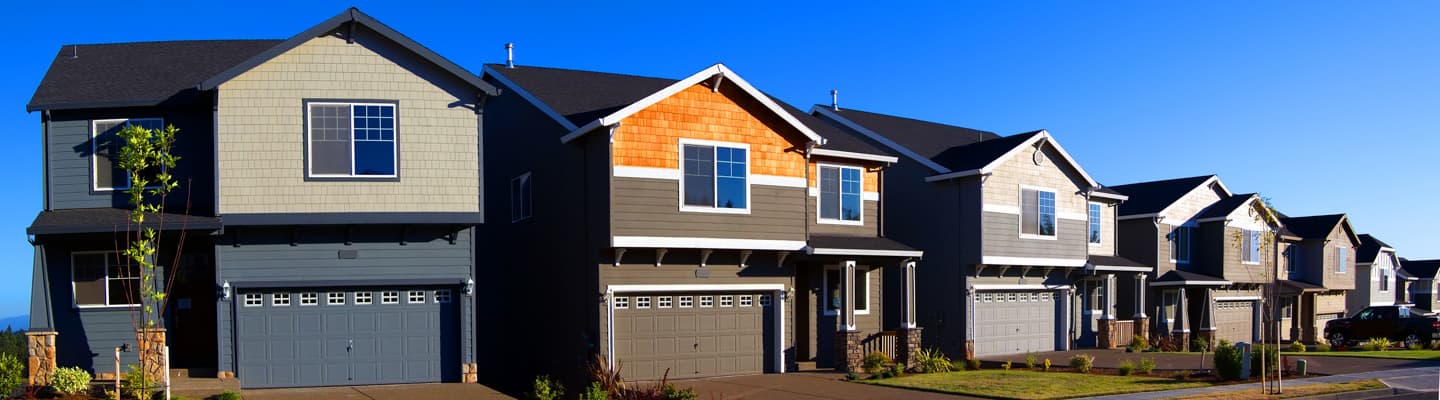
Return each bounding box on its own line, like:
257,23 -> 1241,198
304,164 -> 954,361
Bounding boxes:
0,315 -> 27,331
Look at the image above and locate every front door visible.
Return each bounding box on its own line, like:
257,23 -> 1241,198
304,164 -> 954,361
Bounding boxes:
167,251 -> 217,369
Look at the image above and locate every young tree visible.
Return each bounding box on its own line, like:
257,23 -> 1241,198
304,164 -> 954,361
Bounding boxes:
1229,196 -> 1283,393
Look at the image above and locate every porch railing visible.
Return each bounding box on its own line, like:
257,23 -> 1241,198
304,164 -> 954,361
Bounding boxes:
1113,320 -> 1135,347
860,331 -> 899,359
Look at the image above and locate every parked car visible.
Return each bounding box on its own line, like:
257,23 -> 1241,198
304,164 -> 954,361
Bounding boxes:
1324,305 -> 1440,348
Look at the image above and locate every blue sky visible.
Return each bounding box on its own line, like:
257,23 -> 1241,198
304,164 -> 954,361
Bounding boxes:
0,1 -> 1435,318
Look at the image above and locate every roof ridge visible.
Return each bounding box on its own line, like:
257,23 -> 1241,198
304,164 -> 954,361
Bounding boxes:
486,63 -> 680,83
819,105 -> 998,135
1110,174 -> 1215,189
61,39 -> 284,47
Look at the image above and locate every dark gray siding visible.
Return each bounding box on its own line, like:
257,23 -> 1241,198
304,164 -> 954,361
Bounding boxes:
214,226 -> 474,375
41,235 -> 175,374
1194,222 -> 1227,278
46,106 -> 216,214
873,161 -> 969,357
980,212 -> 1087,261
611,178 -> 806,241
807,198 -> 879,237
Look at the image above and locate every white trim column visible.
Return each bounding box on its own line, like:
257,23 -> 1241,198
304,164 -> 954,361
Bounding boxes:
775,288 -> 786,373
842,260 -> 857,331
1059,287 -> 1072,351
1176,287 -> 1189,334
1103,273 -> 1117,320
605,288 -> 615,369
902,261 -> 917,329
1134,274 -> 1148,319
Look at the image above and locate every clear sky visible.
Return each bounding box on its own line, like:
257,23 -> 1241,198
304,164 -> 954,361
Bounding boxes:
0,1 -> 1435,319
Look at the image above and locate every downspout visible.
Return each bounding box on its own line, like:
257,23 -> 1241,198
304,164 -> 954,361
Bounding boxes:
877,163 -> 885,237
804,141 -> 815,240
41,110 -> 50,211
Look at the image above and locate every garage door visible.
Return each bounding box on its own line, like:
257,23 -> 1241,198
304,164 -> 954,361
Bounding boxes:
612,292 -> 770,380
1215,301 -> 1255,344
236,287 -> 458,388
974,291 -> 1057,357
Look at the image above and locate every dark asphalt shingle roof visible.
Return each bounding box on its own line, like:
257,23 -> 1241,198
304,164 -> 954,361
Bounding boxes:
807,235 -> 919,252
27,40 -> 282,111
1108,175 -> 1217,217
27,208 -> 221,235
1401,259 -> 1440,280
1279,214 -> 1346,240
1089,255 -> 1146,268
487,64 -> 891,156
1357,234 -> 1393,264
1153,269 -> 1228,283
928,130 -> 1044,172
819,107 -> 999,160
1197,193 -> 1256,220
1279,279 -> 1326,292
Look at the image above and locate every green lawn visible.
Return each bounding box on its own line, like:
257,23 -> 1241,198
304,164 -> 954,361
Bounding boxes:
860,370 -> 1212,400
1284,350 -> 1440,360
1169,379 -> 1385,400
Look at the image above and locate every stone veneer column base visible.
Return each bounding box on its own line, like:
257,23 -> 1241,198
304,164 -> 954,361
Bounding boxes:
217,371 -> 236,379
834,331 -> 863,373
136,328 -> 168,386
25,331 -> 57,386
1097,319 -> 1117,349
1170,332 -> 1190,351
963,339 -> 975,361
894,327 -> 923,368
1133,317 -> 1149,343
461,363 -> 478,383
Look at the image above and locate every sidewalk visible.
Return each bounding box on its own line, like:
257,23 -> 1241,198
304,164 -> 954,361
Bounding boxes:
1085,366 -> 1439,400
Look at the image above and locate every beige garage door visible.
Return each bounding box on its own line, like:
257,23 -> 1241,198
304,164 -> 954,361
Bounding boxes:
612,292 -> 768,380
1215,301 -> 1255,344
974,291 -> 1057,357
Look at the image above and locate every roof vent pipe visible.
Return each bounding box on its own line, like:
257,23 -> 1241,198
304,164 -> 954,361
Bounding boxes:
505,43 -> 515,69
71,45 -> 78,59
830,90 -> 839,111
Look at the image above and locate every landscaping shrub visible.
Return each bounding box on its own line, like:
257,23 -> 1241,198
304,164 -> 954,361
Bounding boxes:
1043,358 -> 1052,371
661,383 -> 698,400
1363,338 -> 1392,352
1137,356 -> 1156,375
121,364 -> 157,400
1287,341 -> 1306,352
0,353 -> 20,399
1316,342 -> 1332,352
1025,352 -> 1038,369
965,358 -> 982,371
1129,335 -> 1149,352
845,372 -> 859,381
888,363 -> 904,378
579,382 -> 608,400
527,374 -> 565,400
1213,343 -> 1244,381
1117,359 -> 1135,376
862,352 -> 892,375
1172,369 -> 1190,381
1252,344 -> 1278,376
913,348 -> 952,373
1068,354 -> 1093,373
1408,341 -> 1425,351
1190,336 -> 1210,352
217,391 -> 244,400
0,328 -> 23,371
1002,360 -> 1012,371
50,366 -> 92,396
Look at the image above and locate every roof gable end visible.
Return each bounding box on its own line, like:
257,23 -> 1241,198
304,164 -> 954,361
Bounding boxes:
922,130 -> 1104,190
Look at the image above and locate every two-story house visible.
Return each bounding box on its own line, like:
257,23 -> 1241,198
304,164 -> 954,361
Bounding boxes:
1399,259 -> 1440,313
1351,234 -> 1399,312
475,63 -> 923,389
25,9 -> 493,389
1276,214 -> 1359,343
1112,176 -> 1278,347
811,106 -> 1142,360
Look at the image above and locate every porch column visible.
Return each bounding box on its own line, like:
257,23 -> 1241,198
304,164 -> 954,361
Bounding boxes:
775,288 -> 787,373
1174,287 -> 1189,346
1097,274 -> 1118,349
1059,287 -> 1072,351
1195,288 -> 1216,348
1133,274 -> 1149,342
895,261 -> 922,369
842,260 -> 856,331
834,260 -> 861,372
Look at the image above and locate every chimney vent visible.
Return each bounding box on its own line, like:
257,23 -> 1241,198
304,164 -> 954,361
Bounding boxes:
505,43 -> 515,69
830,90 -> 839,111
71,45 -> 78,59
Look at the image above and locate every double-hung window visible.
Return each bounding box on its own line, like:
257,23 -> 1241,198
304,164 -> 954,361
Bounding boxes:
1087,202 -> 1102,245
1171,226 -> 1192,264
307,102 -> 397,178
71,252 -> 139,307
1336,247 -> 1348,273
818,165 -> 862,223
1242,230 -> 1261,264
1379,267 -> 1391,292
681,141 -> 748,212
92,118 -> 164,191
1020,188 -> 1056,238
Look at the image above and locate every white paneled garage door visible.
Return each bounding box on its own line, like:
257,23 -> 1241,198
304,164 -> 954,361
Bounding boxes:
1214,300 -> 1255,344
974,291 -> 1058,357
612,292 -> 771,380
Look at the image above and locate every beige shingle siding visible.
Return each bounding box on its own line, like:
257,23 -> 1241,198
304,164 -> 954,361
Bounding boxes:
216,27 -> 479,214
980,143 -> 1094,260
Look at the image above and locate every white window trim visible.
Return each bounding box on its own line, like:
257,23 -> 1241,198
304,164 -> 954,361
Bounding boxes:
381,291 -> 400,304
272,293 -> 291,307
815,162 -> 865,226
354,292 -> 373,305
327,292 -> 346,305
1087,201 -> 1103,246
1018,185 -> 1059,240
699,295 -> 714,308
1169,223 -> 1195,264
1336,246 -> 1349,274
822,265 -> 872,316
91,118 -> 164,192
511,172 -> 533,223
677,138 -> 752,214
299,292 -> 318,306
70,250 -> 139,309
305,102 -> 399,179
242,293 -> 263,308
1241,230 -> 1261,265
408,290 -> 426,304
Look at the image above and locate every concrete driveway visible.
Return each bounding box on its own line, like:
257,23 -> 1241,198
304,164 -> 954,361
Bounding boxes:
241,383 -> 513,400
678,370 -> 974,400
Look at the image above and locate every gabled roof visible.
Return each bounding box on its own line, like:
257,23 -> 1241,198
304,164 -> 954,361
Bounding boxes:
1356,233 -> 1395,265
200,8 -> 496,95
810,106 -> 998,173
27,40 -> 281,111
28,8 -> 495,112
1197,193 -> 1260,221
1109,175 -> 1232,218
921,130 -> 1108,191
483,64 -> 894,162
1280,214 -> 1361,245
1151,269 -> 1232,286
1401,258 -> 1440,280
27,208 -> 220,235
805,235 -> 923,258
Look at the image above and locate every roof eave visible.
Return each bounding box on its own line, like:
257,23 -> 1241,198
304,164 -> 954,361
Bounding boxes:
924,169 -> 985,182
809,106 -> 952,174
26,99 -> 169,113
1089,191 -> 1129,201
809,148 -> 898,163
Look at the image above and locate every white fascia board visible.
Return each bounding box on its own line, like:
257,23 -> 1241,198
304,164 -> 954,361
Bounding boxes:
924,169 -> 985,182
810,106 -> 951,174
1153,175 -> 1232,220
483,65 -> 579,132
1150,280 -> 1233,287
970,283 -> 1074,291
1118,213 -> 1161,221
805,247 -> 924,258
563,64 -> 824,145
981,256 -> 1087,267
1090,191 -> 1129,201
612,236 -> 806,251
608,283 -> 785,293
1091,265 -> 1153,272
809,148 -> 899,163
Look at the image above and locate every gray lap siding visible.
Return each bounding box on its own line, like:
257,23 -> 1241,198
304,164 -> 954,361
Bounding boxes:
214,226 -> 475,376
806,197 -> 879,237
981,212 -> 1087,260
46,107 -> 216,214
611,177 -> 806,241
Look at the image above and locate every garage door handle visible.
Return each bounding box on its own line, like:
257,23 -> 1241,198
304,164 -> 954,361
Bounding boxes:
347,339 -> 353,353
